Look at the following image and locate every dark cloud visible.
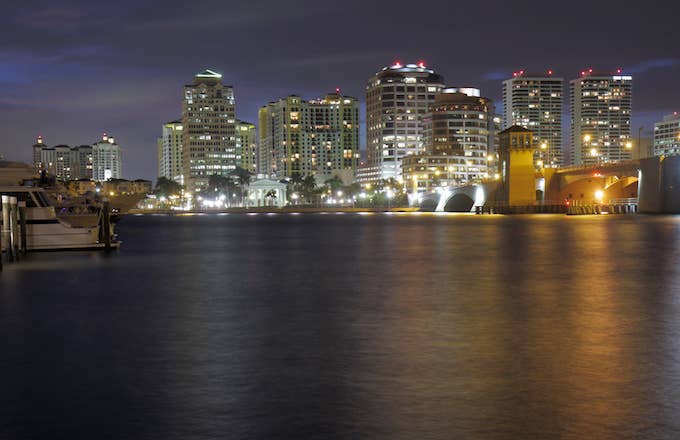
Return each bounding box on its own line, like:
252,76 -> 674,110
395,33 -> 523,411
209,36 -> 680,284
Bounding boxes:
1,0 -> 679,178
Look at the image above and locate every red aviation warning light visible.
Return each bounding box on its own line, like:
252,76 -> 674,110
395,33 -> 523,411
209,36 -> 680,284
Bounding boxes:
417,60 -> 426,68
547,69 -> 553,76
393,60 -> 402,67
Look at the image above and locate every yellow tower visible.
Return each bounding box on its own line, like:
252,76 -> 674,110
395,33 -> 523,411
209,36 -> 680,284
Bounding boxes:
498,126 -> 536,205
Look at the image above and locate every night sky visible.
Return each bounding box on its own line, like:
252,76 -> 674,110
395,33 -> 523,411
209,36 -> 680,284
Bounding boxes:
2,0 -> 679,180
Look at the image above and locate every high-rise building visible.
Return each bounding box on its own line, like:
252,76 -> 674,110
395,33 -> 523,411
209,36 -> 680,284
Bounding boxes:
31,136 -> 92,180
92,133 -> 122,181
73,145 -> 93,180
570,70 -> 632,166
654,112 -> 680,157
236,120 -> 257,174
258,93 -> 359,182
403,88 -> 496,191
182,69 -> 237,191
366,62 -> 445,181
503,70 -> 563,167
158,120 -> 184,184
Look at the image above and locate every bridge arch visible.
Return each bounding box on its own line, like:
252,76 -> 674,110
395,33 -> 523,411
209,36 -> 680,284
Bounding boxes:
444,193 -> 475,212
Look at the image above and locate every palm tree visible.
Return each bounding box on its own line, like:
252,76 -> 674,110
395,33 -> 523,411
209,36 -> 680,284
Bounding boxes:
230,166 -> 252,206
301,175 -> 317,204
264,189 -> 278,206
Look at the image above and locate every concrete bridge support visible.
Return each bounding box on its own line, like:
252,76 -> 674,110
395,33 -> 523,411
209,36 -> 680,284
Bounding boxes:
638,155 -> 680,214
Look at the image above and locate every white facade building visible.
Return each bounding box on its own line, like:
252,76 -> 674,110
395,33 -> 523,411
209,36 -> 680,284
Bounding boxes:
570,70 -> 632,166
503,71 -> 563,167
92,134 -> 122,181
182,69 -> 237,191
366,62 -> 445,181
158,120 -> 184,184
654,112 -> 680,156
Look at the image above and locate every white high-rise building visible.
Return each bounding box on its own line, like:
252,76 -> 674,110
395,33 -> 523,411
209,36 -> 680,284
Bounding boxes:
182,69 -> 237,191
259,93 -> 359,182
654,112 -> 680,157
92,133 -> 122,181
503,70 -> 563,167
365,62 -> 445,181
570,70 -> 632,166
158,120 -> 184,184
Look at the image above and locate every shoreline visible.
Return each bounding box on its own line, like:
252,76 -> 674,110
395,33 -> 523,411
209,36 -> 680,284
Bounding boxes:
129,206 -> 421,215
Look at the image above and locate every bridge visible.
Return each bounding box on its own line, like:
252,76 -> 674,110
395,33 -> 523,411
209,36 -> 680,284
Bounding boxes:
418,155 -> 680,214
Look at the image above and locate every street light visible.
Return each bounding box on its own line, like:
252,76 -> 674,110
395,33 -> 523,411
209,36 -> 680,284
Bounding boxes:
590,147 -> 600,165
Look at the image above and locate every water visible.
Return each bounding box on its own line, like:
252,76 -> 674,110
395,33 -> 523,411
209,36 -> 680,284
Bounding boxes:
2,213 -> 680,439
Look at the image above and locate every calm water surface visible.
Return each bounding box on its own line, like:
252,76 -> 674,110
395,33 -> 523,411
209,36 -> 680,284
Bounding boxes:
2,213 -> 680,439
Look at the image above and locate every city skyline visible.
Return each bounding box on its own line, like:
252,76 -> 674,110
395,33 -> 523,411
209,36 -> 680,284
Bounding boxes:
1,0 -> 679,180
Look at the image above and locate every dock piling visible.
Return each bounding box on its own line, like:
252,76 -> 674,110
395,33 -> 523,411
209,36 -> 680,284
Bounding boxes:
102,200 -> 111,250
2,195 -> 11,262
18,201 -> 27,254
9,197 -> 18,261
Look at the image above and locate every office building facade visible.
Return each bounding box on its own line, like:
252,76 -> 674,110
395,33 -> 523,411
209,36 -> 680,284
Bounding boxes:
158,120 -> 184,184
570,70 -> 632,166
259,93 -> 359,182
182,69 -> 237,191
654,112 -> 680,156
366,62 -> 445,181
403,88 -> 496,191
92,134 -> 122,181
503,71 -> 563,167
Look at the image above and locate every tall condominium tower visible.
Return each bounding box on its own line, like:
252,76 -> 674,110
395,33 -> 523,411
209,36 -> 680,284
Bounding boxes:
259,93 -> 359,182
182,69 -> 237,191
158,120 -> 184,184
31,136 -> 93,180
502,70 -> 563,167
92,133 -> 122,181
236,120 -> 257,174
570,70 -> 632,166
366,62 -> 445,180
403,88 -> 496,191
654,112 -> 680,156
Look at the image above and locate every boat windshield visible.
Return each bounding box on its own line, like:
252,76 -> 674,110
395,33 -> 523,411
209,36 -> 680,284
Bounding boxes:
0,191 -> 39,207
0,190 -> 53,208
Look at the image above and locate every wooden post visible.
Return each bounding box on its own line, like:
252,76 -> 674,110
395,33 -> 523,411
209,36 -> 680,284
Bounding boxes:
102,200 -> 111,250
0,195 -> 3,271
18,201 -> 27,254
1,195 -> 9,264
8,197 -> 17,261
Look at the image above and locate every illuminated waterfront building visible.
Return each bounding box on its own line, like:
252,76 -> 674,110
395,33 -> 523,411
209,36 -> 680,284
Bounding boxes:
31,136 -> 93,180
366,62 -> 445,181
402,88 -> 496,192
182,69 -> 237,191
258,93 -> 359,182
158,120 -> 184,184
92,134 -> 122,181
654,112 -> 680,156
503,70 -> 563,167
236,120 -> 257,174
570,70 -> 632,166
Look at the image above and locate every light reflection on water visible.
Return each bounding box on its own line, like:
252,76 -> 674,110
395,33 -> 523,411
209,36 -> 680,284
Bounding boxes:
1,214 -> 680,439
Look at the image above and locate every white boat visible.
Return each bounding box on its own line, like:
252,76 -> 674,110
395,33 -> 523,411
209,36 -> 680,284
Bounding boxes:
1,186 -> 119,251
